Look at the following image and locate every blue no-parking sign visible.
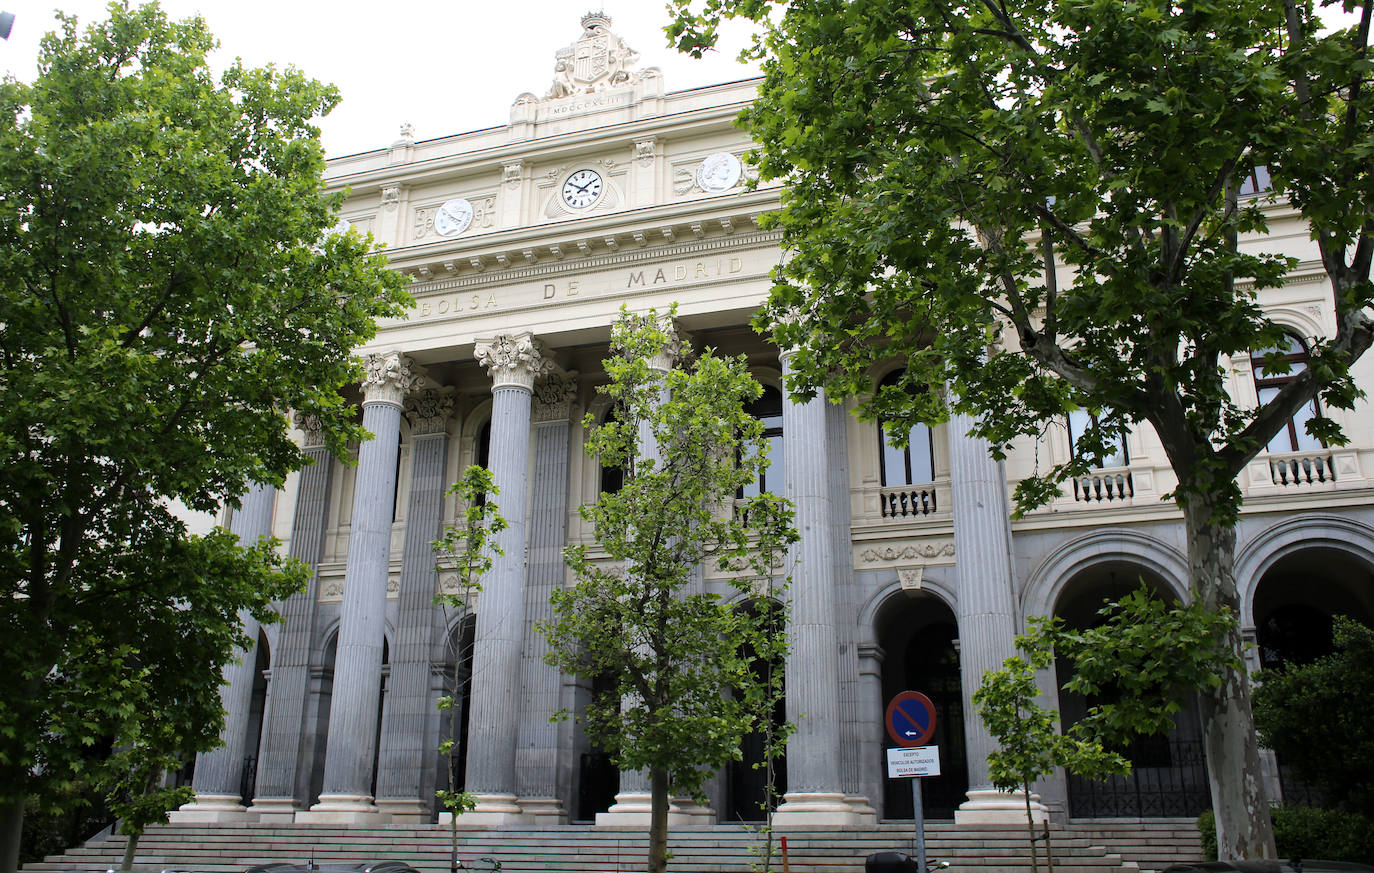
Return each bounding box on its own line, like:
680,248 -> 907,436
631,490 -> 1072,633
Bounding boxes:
885,690 -> 937,747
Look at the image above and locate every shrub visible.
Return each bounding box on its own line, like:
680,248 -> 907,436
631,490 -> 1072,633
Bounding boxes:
1198,807 -> 1374,862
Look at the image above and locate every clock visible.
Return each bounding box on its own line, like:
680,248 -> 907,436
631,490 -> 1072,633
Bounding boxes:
433,198 -> 474,236
561,169 -> 605,210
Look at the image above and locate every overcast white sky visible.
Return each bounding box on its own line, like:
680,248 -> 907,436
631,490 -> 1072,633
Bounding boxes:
0,2 -> 762,157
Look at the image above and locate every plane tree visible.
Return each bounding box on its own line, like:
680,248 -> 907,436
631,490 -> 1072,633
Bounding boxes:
669,0 -> 1374,858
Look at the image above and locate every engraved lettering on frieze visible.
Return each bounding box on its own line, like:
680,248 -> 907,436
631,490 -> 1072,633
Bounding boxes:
416,293 -> 499,319
405,388 -> 455,435
859,542 -> 956,564
626,258 -> 745,289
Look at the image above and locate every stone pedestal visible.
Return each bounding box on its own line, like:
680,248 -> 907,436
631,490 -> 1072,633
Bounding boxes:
954,789 -> 1049,825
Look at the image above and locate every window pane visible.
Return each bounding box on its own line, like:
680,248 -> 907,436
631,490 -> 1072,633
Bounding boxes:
907,423 -> 934,483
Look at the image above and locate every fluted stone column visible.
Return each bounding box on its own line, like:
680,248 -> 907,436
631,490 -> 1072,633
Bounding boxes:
302,351 -> 421,822
464,332 -> 551,823
774,350 -> 860,826
947,409 -> 1044,823
857,644 -> 887,818
172,482 -> 276,822
598,317 -> 698,827
375,388 -> 455,820
247,414 -> 334,819
513,372 -> 578,821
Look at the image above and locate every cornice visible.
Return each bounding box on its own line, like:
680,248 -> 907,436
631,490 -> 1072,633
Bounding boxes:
325,101 -> 753,193
387,192 -> 782,289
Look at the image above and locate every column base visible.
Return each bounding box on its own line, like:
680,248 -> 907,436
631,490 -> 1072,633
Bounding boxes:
672,797 -> 716,824
594,791 -> 696,827
954,788 -> 1048,825
772,791 -> 862,827
247,797 -> 299,823
844,794 -> 879,823
169,794 -> 257,823
376,798 -> 431,822
296,794 -> 387,825
440,793 -> 530,825
517,796 -> 566,822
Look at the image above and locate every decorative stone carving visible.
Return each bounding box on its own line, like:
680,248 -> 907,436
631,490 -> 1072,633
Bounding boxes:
619,313 -> 691,372
533,371 -> 579,423
475,333 -> 556,391
898,566 -> 925,593
504,161 -> 524,186
292,410 -> 326,448
544,13 -> 641,99
381,186 -> 401,209
634,137 -> 657,167
405,388 -> 455,435
362,351 -> 423,407
858,541 -> 956,564
323,579 -> 344,598
392,123 -> 415,147
697,152 -> 742,193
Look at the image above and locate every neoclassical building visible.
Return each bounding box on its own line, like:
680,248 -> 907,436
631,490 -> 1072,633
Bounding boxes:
174,14 -> 1374,829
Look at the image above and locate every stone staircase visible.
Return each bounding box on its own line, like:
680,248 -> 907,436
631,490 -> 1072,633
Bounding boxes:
25,820 -> 1202,873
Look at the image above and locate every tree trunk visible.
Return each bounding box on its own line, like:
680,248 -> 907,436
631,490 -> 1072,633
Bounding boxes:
648,767 -> 670,873
120,831 -> 141,871
1183,493 -> 1277,860
0,797 -> 23,873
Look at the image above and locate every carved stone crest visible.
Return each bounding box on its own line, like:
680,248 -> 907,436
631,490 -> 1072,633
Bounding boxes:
544,13 -> 641,99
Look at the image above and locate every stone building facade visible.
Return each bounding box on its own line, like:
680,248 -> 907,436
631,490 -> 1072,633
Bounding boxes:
174,14 -> 1374,828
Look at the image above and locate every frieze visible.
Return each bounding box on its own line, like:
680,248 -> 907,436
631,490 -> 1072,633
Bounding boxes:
857,540 -> 956,564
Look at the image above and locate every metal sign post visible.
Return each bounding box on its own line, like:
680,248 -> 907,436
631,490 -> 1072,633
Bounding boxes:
885,691 -> 940,872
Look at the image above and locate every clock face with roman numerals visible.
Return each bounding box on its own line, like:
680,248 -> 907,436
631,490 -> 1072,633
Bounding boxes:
561,169 -> 604,209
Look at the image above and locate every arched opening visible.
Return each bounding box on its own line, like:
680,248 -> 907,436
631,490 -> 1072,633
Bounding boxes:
241,629 -> 270,804
436,614 -> 477,810
1251,334 -> 1323,454
573,670 -> 619,822
1252,546 -> 1374,805
1054,567 -> 1209,818
875,591 -> 967,820
727,599 -> 788,822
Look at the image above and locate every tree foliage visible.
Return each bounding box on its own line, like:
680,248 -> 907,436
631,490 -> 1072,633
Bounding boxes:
1253,615 -> 1374,818
0,1 -> 409,859
540,308 -> 798,873
667,0 -> 1374,857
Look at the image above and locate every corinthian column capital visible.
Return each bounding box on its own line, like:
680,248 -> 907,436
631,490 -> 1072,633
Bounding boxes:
475,332 -> 555,391
404,387 -> 456,436
362,351 -> 424,407
622,312 -> 692,372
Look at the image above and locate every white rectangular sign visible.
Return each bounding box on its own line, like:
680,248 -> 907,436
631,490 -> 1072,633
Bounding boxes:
887,745 -> 941,779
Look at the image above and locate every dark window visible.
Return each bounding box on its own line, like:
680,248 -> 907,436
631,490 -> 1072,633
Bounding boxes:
878,370 -> 935,486
741,386 -> 784,498
1252,335 -> 1323,453
475,420 -> 492,506
599,410 -> 624,496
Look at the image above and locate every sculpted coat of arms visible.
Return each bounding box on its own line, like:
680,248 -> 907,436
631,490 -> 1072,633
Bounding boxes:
546,12 -> 641,99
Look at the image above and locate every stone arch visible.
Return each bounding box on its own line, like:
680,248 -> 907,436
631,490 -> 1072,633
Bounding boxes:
1022,529 -> 1189,621
1235,514 -> 1374,627
857,574 -> 960,650
869,584 -> 967,820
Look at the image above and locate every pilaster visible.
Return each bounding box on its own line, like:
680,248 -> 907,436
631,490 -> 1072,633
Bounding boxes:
375,388 -> 455,821
514,372 -> 578,821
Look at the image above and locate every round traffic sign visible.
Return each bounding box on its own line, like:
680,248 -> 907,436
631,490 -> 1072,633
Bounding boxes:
886,691 -> 937,747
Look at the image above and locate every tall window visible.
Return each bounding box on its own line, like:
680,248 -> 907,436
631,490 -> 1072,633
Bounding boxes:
474,420 -> 492,506
878,370 -> 934,486
1238,165 -> 1273,197
741,385 -> 784,498
1066,409 -> 1129,468
1252,335 -> 1323,453
599,410 -> 624,496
